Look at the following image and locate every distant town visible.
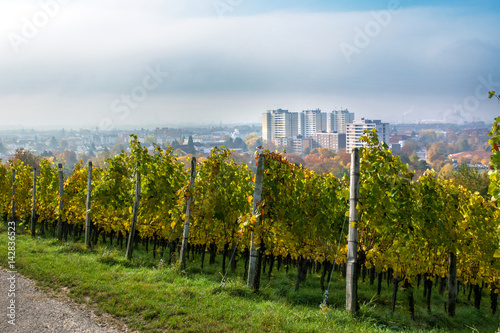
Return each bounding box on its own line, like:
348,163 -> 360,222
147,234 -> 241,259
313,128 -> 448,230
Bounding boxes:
0,109 -> 493,179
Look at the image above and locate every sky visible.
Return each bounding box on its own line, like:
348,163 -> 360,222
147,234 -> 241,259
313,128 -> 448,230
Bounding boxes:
0,0 -> 499,130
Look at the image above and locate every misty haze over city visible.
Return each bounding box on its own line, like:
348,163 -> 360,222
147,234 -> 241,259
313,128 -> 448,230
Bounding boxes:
0,0 -> 499,130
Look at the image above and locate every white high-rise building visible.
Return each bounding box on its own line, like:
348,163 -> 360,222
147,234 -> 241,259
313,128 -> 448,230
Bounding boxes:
327,109 -> 355,134
263,109 -> 364,153
262,112 -> 272,142
299,109 -> 326,137
262,109 -> 299,142
346,118 -> 389,151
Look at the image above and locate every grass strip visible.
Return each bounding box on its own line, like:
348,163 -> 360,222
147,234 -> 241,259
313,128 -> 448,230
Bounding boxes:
1,231 -> 499,332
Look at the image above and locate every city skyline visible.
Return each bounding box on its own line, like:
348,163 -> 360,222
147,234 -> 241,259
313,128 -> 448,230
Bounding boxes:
261,108 -> 389,154
1,0 -> 499,129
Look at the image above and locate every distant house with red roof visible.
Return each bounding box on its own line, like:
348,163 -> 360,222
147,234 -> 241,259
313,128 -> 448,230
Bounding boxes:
448,151 -> 491,169
448,151 -> 491,161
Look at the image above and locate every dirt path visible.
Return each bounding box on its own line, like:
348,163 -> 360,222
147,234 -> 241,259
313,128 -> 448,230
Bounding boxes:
0,268 -> 134,333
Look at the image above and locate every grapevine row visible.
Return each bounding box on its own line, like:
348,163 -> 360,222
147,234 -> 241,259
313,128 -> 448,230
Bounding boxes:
0,132 -> 499,316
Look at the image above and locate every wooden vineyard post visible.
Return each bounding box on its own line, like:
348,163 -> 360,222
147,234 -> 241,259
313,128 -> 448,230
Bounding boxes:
30,168 -> 37,237
126,162 -> 141,260
346,148 -> 360,314
85,162 -> 92,248
11,169 -> 16,224
247,154 -> 264,290
180,157 -> 196,269
57,163 -> 64,240
448,251 -> 457,316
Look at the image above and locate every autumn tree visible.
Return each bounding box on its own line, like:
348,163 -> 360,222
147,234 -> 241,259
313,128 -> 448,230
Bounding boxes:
11,148 -> 40,169
53,150 -> 78,174
427,142 -> 444,167
95,150 -> 111,167
245,132 -> 262,153
438,163 -> 455,178
450,163 -> 489,198
284,154 -> 305,166
419,129 -> 438,144
229,150 -> 252,166
401,138 -> 420,156
303,149 -> 348,176
458,139 -> 471,152
337,152 -> 351,166
446,130 -> 458,144
110,143 -> 127,156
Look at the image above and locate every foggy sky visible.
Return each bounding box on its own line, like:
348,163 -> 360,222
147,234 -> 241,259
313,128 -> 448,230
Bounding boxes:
1,0 -> 499,129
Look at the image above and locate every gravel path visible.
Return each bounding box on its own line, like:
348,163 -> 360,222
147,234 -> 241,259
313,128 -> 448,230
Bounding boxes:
0,268 -> 134,333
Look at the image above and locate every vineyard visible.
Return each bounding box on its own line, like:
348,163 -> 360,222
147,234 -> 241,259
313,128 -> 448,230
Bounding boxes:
2,123 -> 500,322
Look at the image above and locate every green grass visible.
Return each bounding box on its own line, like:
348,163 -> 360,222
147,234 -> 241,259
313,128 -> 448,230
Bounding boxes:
0,227 -> 499,332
